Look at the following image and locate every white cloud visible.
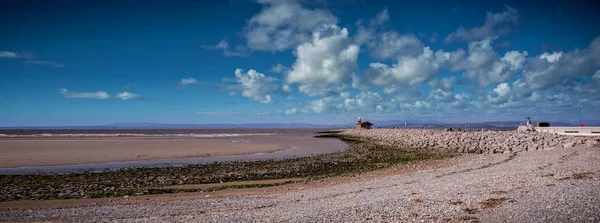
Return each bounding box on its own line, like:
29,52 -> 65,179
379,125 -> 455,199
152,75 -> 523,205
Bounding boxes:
24,60 -> 64,68
401,100 -> 432,111
372,8 -> 389,25
197,111 -> 244,115
523,36 -> 600,89
444,6 -> 518,43
339,91 -> 351,98
492,82 -> 511,95
364,47 -> 446,93
282,84 -> 293,93
58,89 -> 110,99
286,24 -> 359,96
1,51 -> 62,67
201,39 -> 248,57
297,84 -> 347,97
459,37 -> 528,87
285,108 -> 303,115
311,98 -> 328,113
449,93 -> 474,109
370,32 -> 423,60
342,91 -> 384,112
309,96 -> 343,114
179,77 -> 197,86
511,79 -> 532,98
0,51 -> 17,58
540,52 -> 562,63
271,63 -> 289,73
427,88 -> 454,103
116,92 -> 140,100
243,0 -> 337,52
354,9 -> 389,46
234,68 -> 278,104
428,76 -> 457,92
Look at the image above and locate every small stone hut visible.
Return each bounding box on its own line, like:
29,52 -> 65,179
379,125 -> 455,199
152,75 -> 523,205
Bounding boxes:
355,119 -> 373,130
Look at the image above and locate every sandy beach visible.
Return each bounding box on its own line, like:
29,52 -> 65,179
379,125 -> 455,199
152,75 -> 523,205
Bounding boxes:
0,138 -> 285,168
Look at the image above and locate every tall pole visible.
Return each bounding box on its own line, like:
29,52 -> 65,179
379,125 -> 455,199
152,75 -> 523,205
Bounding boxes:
465,109 -> 468,130
579,105 -> 583,126
449,112 -> 452,129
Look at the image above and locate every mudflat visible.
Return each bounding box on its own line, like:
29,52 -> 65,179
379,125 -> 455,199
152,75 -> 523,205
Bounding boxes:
0,138 -> 285,168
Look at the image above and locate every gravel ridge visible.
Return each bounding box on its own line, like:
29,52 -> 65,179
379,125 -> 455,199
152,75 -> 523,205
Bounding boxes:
343,129 -> 600,154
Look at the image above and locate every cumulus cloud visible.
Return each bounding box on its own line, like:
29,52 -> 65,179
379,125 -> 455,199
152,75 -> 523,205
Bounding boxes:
444,6 -> 518,43
309,96 -> 344,113
401,100 -> 432,111
449,93 -> 474,109
522,36 -> 600,90
271,63 -> 289,73
286,24 -> 359,96
179,77 -> 197,86
487,83 -> 512,105
58,89 -> 110,99
364,47 -> 446,93
243,0 -> 337,52
458,37 -> 528,87
511,79 -> 533,98
234,68 -> 278,104
282,84 -> 293,93
343,91 -> 384,112
370,32 -> 423,60
116,92 -> 140,100
429,76 -> 457,92
354,8 -> 389,46
427,89 -> 455,103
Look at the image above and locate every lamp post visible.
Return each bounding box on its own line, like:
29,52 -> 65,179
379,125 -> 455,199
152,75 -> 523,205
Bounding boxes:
579,105 -> 584,126
448,111 -> 452,129
465,109 -> 468,130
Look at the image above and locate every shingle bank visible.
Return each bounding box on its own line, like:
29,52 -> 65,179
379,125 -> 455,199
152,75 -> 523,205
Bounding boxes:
342,129 -> 600,154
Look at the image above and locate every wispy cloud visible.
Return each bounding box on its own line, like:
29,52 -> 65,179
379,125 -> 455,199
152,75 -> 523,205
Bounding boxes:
197,111 -> 245,115
179,77 -> 197,86
201,39 -> 249,57
1,50 -> 62,68
0,51 -> 33,59
59,88 -> 110,99
0,51 -> 17,58
116,92 -> 140,100
59,89 -> 142,100
24,60 -> 64,68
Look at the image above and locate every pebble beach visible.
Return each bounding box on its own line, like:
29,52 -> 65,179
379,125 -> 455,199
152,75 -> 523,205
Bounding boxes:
1,129 -> 599,222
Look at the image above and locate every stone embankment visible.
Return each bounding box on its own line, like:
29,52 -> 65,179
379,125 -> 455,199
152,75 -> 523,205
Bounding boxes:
342,129 -> 600,154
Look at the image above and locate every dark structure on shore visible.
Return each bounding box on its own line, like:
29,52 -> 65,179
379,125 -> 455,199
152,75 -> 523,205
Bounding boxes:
355,117 -> 373,130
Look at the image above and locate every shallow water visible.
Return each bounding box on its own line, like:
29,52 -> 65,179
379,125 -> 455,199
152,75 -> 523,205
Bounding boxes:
0,129 -> 348,175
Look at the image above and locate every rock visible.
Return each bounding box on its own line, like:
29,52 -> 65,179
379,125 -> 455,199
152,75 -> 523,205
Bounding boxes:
563,142 -> 575,149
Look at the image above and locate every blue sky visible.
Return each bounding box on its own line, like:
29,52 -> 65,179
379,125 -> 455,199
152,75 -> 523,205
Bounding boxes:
1,0 -> 599,126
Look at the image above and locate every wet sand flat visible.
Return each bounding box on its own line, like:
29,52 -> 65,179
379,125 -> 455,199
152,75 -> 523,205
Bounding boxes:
0,138 -> 285,168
